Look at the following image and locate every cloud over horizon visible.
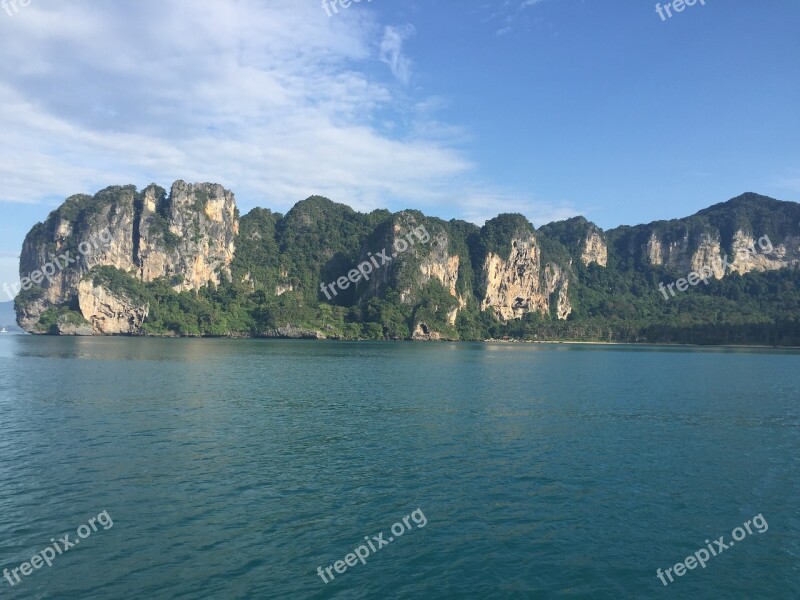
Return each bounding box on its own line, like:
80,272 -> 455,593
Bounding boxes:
0,0 -> 574,228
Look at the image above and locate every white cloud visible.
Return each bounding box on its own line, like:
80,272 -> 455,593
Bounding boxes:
0,0 -> 563,232
441,188 -> 579,228
379,24 -> 416,85
0,0 -> 476,216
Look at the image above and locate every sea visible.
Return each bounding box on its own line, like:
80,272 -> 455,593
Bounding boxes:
0,336 -> 798,599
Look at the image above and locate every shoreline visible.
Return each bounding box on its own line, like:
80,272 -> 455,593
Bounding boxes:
7,333 -> 800,350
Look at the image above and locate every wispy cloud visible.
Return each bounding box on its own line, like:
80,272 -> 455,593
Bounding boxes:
0,0 -> 562,232
449,188 -> 579,228
379,24 -> 416,85
493,0 -> 552,36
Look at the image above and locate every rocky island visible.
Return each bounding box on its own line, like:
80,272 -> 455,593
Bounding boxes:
14,182 -> 800,345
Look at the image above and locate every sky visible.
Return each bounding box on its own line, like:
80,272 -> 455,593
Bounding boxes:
0,0 -> 798,291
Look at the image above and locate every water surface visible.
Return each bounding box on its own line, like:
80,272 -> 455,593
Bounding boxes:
0,337 -> 798,598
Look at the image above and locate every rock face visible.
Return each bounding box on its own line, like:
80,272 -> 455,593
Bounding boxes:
644,228 -> 800,279
17,185 -> 800,339
689,234 -> 726,279
480,235 -> 571,321
77,279 -> 149,335
357,213 -> 460,299
137,181 -> 238,290
726,231 -> 800,276
16,181 -> 238,334
581,229 -> 608,267
412,321 -> 444,341
17,186 -> 138,331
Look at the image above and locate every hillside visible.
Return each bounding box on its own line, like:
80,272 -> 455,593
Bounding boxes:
14,185 -> 800,345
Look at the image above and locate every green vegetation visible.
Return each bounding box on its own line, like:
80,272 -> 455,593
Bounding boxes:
35,307 -> 89,334
193,189 -> 211,212
15,190 -> 800,345
147,213 -> 181,249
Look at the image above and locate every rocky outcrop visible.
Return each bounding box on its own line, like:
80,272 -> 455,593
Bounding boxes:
726,230 -> 800,276
480,235 -> 571,321
17,187 -> 138,330
357,212 -> 457,302
411,321 -> 444,341
644,228 -> 800,279
689,234 -> 725,279
54,315 -> 94,336
645,231 -> 696,271
581,230 -> 608,267
17,185 -> 800,339
261,325 -> 326,339
415,232 -> 467,324
137,181 -> 238,291
16,181 -> 238,334
77,279 -> 149,335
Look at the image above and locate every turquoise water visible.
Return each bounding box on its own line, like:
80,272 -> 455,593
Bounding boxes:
0,337 -> 798,599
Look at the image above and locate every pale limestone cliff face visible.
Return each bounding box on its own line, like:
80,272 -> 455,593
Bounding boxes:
648,231 -> 724,276
726,230 -> 800,276
17,188 -> 139,332
690,234 -> 725,279
77,279 -> 149,335
581,230 -> 608,267
447,294 -> 467,325
646,234 -> 663,266
647,229 -> 800,279
416,235 -> 466,324
354,216 -> 468,327
17,181 -> 239,334
480,236 -> 571,321
556,279 -> 572,320
543,262 -> 572,320
137,181 -> 238,291
647,233 -> 696,271
420,252 -> 459,297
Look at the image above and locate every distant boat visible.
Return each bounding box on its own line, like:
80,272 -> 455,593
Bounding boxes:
0,327 -> 7,333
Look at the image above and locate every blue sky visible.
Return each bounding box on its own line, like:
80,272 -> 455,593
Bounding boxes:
0,0 -> 798,290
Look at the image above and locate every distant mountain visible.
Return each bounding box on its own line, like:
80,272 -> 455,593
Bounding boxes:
13,183 -> 800,345
0,301 -> 23,332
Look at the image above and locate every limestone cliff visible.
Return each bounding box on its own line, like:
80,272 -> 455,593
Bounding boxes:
726,230 -> 800,276
480,234 -> 571,321
78,279 -> 149,335
643,228 -> 800,279
357,212 -> 460,305
17,181 -> 238,334
136,181 -> 238,290
16,186 -> 800,340
581,229 -> 608,267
